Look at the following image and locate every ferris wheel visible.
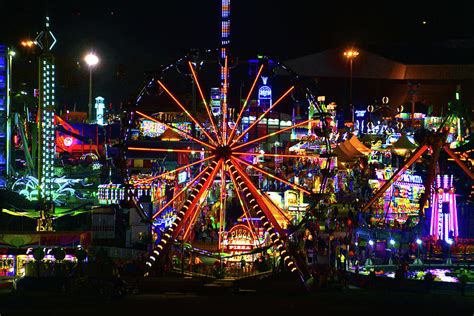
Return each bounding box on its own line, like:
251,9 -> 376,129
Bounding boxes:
125,2 -> 334,287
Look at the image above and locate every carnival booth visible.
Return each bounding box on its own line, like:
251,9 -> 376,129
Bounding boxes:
368,168 -> 425,226
391,133 -> 417,156
334,135 -> 371,162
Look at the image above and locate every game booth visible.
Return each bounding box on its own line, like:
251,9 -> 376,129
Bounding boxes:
368,168 -> 425,228
0,232 -> 90,277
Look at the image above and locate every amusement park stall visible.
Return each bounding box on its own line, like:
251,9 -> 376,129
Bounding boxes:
368,168 -> 425,227
0,231 -> 90,277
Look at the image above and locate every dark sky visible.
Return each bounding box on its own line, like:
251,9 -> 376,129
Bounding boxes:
2,0 -> 474,109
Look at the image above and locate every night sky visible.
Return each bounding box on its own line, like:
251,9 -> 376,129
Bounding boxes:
2,0 -> 474,109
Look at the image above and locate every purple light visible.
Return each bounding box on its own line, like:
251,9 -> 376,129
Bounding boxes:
430,174 -> 459,241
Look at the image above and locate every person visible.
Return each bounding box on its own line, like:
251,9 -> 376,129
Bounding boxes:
201,224 -> 208,243
424,271 -> 434,293
240,256 -> 246,275
209,228 -> 215,243
194,255 -> 203,273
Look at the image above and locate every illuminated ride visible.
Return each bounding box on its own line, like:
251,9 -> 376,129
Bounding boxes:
362,114 -> 474,241
121,1 -> 337,289
125,49 -> 335,287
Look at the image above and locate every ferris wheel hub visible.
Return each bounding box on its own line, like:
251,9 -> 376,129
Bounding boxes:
213,145 -> 233,159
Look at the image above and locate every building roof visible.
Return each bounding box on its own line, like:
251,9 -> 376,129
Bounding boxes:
284,48 -> 474,80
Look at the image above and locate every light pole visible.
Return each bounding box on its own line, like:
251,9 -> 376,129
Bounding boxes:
343,49 -> 359,125
84,53 -> 99,122
6,49 -> 15,180
365,239 -> 374,266
446,238 -> 453,265
389,238 -> 395,265
414,238 -> 423,265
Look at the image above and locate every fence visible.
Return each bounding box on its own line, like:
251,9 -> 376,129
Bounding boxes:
169,245 -> 278,279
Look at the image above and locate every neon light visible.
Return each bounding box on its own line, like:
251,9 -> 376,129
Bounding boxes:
95,96 -> 105,125
234,151 -> 320,159
127,147 -> 209,154
430,174 -> 459,241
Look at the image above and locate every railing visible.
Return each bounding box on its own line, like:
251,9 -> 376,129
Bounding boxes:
169,246 -> 277,279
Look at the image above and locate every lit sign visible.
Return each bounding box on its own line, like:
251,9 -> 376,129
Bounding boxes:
225,224 -> 255,254
375,169 -> 423,184
210,87 -> 221,116
140,120 -> 191,138
95,96 -> 105,125
178,171 -> 187,184
355,110 -> 366,118
140,120 -> 166,138
258,86 -> 272,99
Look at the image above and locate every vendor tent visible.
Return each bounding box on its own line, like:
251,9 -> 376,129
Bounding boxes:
392,133 -> 417,155
334,135 -> 371,162
160,128 -> 183,141
393,133 -> 417,150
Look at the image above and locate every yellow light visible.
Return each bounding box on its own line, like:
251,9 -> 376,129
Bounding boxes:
344,49 -> 359,58
21,40 -> 35,47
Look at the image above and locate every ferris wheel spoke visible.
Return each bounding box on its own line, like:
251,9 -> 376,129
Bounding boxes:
234,152 -> 320,159
232,119 -> 314,151
261,191 -> 293,227
231,85 -> 294,145
227,160 -> 307,281
151,166 -> 210,220
230,158 -> 291,229
136,110 -> 216,150
146,160 -> 221,269
134,155 -> 215,185
157,80 -> 218,145
173,160 -> 222,238
182,181 -> 213,242
228,64 -> 264,143
229,158 -> 283,232
128,147 -> 209,154
232,156 -> 312,195
188,61 -> 222,144
227,169 -> 261,243
217,166 -> 227,250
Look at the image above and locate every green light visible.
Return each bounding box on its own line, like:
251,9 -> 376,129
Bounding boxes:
455,92 -> 460,100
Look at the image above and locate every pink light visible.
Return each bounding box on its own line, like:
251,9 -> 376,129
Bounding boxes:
430,192 -> 438,237
451,191 -> 459,237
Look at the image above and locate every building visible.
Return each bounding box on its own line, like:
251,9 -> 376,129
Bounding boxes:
284,47 -> 474,119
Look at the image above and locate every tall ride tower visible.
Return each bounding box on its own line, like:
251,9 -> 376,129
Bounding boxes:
0,45 -> 13,188
35,16 -> 57,231
220,0 -> 230,143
